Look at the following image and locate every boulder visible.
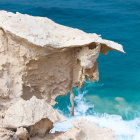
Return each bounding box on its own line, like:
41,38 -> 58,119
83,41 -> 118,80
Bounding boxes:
3,96 -> 66,137
0,128 -> 19,140
29,118 -> 53,137
15,127 -> 29,140
71,118 -> 117,140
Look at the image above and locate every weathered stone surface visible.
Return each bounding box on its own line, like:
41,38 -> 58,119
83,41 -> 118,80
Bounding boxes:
53,127 -> 86,140
0,11 -> 124,52
15,127 -> 29,140
71,118 -> 117,140
31,128 -> 85,140
29,118 -> 53,137
0,128 -> 19,140
3,96 -> 66,129
31,118 -> 117,140
0,11 -> 124,140
0,11 -> 124,108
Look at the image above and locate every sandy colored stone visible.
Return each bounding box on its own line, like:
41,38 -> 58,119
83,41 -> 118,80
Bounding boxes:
0,11 -> 123,140
15,127 -> 29,140
0,128 -> 19,140
0,11 -> 124,108
0,11 -> 124,52
3,96 -> 66,129
31,128 -> 85,140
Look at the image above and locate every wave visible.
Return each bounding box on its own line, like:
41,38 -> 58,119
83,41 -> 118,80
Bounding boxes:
53,87 -> 140,140
52,114 -> 140,140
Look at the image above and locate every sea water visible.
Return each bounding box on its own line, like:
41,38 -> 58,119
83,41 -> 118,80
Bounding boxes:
0,0 -> 140,139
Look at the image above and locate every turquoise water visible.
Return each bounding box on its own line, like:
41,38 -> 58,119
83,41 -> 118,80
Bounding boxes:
0,0 -> 140,139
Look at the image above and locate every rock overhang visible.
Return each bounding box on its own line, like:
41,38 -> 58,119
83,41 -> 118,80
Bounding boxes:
0,10 -> 125,109
0,10 -> 125,53
0,10 -> 125,140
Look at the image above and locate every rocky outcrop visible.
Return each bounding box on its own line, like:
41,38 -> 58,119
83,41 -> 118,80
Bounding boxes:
71,118 -> 117,140
0,128 -> 19,140
0,10 -> 124,140
0,96 -> 65,139
0,11 -> 124,109
1,96 -> 65,138
3,96 -> 65,128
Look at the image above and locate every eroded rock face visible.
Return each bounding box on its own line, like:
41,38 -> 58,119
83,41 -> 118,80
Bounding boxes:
3,96 -> 65,129
0,11 -> 124,108
0,11 -> 124,140
29,118 -> 53,137
52,127 -> 86,140
0,128 -> 19,140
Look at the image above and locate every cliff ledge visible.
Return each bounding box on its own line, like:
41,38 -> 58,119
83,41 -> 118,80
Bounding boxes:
0,11 -> 124,140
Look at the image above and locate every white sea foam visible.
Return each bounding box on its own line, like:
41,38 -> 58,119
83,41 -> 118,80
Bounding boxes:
86,115 -> 140,140
52,89 -> 140,140
52,114 -> 140,140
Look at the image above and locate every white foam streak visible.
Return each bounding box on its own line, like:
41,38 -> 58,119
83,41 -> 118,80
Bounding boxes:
53,89 -> 140,140
85,115 -> 140,140
74,90 -> 93,116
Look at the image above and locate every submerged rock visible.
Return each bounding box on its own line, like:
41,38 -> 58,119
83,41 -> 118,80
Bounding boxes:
15,127 -> 29,140
29,118 -> 53,137
0,128 -> 19,140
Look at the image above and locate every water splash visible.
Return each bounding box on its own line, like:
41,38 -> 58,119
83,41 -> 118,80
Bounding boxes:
54,87 -> 140,140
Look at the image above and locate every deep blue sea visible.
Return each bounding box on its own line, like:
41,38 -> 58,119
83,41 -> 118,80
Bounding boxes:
0,0 -> 140,139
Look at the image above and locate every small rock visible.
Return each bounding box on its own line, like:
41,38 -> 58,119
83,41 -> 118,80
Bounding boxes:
29,118 -> 53,137
15,127 -> 29,140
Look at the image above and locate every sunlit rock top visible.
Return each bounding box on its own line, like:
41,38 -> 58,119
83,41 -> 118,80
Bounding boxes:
0,10 -> 124,53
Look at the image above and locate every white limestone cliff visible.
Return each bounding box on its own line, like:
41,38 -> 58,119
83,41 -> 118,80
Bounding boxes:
0,10 -> 124,108
1,96 -> 65,138
0,10 -> 124,140
3,96 -> 66,128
